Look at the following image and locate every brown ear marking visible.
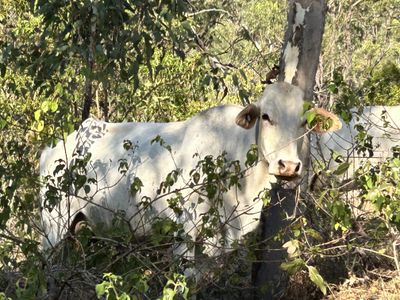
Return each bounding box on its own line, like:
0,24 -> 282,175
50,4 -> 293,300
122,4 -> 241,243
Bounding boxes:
311,108 -> 342,133
236,104 -> 260,129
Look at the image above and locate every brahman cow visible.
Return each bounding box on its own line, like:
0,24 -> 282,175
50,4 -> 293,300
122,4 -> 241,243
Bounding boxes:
40,82 -> 341,261
311,105 -> 400,182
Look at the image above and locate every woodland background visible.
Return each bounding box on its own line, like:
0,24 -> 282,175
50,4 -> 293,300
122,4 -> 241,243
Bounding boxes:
0,0 -> 400,299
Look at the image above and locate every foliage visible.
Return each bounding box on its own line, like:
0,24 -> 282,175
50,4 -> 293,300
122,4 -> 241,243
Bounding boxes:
281,232 -> 329,295
364,62 -> 400,106
359,156 -> 400,230
159,273 -> 189,300
303,123 -> 400,297
329,62 -> 400,122
320,0 -> 400,108
95,272 -> 149,300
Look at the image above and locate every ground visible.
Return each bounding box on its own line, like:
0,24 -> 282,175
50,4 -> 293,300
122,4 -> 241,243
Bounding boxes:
327,272 -> 400,300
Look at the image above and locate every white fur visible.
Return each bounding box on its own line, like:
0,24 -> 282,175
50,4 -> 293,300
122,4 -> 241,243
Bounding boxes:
312,105 -> 400,178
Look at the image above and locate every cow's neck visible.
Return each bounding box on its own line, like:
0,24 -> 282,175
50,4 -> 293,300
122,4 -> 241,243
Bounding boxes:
244,159 -> 275,196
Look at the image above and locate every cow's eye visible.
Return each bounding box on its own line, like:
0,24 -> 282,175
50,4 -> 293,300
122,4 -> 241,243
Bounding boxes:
262,113 -> 273,124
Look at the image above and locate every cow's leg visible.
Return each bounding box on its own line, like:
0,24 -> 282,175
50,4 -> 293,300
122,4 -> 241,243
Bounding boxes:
173,211 -> 199,280
173,239 -> 197,279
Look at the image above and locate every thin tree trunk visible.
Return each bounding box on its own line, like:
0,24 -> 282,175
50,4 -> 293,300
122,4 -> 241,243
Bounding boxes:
81,5 -> 96,122
82,74 -> 93,122
102,81 -> 109,121
252,1 -> 327,299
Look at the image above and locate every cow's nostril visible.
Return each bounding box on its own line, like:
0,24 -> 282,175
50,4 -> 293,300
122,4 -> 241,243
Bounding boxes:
295,162 -> 301,173
278,159 -> 285,169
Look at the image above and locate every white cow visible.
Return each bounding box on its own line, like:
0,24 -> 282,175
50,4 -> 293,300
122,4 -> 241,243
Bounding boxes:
40,82 -> 341,261
311,105 -> 400,181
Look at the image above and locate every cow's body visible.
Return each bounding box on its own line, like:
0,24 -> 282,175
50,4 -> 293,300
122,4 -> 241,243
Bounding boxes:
41,106 -> 267,253
40,82 -> 339,259
311,105 -> 400,178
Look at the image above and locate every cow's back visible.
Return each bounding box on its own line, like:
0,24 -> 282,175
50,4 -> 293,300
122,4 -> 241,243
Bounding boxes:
311,105 -> 400,178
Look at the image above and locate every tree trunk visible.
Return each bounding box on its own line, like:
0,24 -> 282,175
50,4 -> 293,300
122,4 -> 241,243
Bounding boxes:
279,0 -> 327,98
252,1 -> 327,299
81,5 -> 97,122
82,72 -> 93,122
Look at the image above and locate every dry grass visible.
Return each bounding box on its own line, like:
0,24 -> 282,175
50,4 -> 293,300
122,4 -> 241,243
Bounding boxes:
327,272 -> 400,300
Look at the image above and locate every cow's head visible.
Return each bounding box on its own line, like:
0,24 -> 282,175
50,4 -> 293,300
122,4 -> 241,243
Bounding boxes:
236,82 -> 341,178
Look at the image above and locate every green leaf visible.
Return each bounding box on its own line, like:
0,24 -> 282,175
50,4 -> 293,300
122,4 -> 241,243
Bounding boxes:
280,258 -> 305,274
36,120 -> 45,132
130,177 -> 143,195
333,162 -> 350,175
84,185 -> 91,194
54,82 -> 63,95
327,83 -> 338,94
95,282 -> 106,297
181,20 -> 192,32
305,228 -> 323,241
192,172 -> 200,184
293,229 -> 301,237
53,163 -> 65,176
162,220 -> 172,233
123,140 -> 133,151
331,150 -> 344,163
245,144 -> 258,167
302,101 -> 313,112
0,117 -> 7,130
305,110 -> 317,125
366,176 -> 374,189
34,110 -> 41,121
49,101 -> 58,112
162,288 -> 176,300
307,266 -> 327,295
75,174 -> 87,189
119,294 -> 131,300
41,101 -> 50,112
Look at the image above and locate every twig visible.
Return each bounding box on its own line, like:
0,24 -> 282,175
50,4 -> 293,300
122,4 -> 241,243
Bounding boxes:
186,9 -> 230,17
393,240 -> 400,276
356,246 -> 395,261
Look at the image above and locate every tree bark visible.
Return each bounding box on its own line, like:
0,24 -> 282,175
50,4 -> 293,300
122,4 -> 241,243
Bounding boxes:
252,1 -> 327,299
82,72 -> 93,122
279,0 -> 327,98
81,4 -> 97,122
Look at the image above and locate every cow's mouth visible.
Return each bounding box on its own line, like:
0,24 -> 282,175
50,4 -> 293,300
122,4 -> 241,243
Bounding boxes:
275,175 -> 300,182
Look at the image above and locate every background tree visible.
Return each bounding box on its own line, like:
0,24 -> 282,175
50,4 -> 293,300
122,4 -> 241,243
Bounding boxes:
252,1 -> 327,298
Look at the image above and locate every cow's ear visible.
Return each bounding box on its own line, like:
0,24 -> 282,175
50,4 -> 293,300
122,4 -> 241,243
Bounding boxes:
236,104 -> 260,129
308,108 -> 342,133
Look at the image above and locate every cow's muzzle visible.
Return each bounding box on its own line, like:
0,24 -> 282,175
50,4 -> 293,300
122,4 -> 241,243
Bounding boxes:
275,159 -> 302,178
